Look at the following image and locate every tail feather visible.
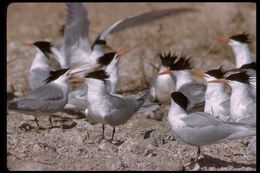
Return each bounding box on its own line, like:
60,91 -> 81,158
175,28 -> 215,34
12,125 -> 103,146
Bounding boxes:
135,90 -> 150,112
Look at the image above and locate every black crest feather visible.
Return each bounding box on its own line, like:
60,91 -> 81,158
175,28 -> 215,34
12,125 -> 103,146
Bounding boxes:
230,32 -> 251,44
206,66 -> 227,79
84,70 -> 109,80
159,51 -> 192,70
33,41 -> 53,59
45,68 -> 69,83
172,53 -> 192,70
226,71 -> 250,85
97,52 -> 117,66
239,62 -> 256,70
170,91 -> 189,110
159,51 -> 178,68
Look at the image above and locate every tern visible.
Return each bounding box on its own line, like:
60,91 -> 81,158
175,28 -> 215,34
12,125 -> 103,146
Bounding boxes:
214,33 -> 254,68
168,91 -> 256,168
201,66 -> 231,121
79,70 -> 150,142
158,52 -> 206,111
7,63 -> 92,129
208,71 -> 256,121
149,52 -> 177,104
26,41 -> 53,90
64,48 -> 128,111
226,62 -> 256,99
58,3 -> 197,112
60,2 -> 197,82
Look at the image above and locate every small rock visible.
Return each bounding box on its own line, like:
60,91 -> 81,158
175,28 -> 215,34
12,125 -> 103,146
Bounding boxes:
98,140 -> 118,152
119,138 -> 157,155
104,157 -> 122,170
32,144 -> 41,153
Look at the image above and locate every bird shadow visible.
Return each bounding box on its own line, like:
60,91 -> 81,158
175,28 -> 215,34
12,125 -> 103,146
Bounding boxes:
198,154 -> 256,169
61,109 -> 86,119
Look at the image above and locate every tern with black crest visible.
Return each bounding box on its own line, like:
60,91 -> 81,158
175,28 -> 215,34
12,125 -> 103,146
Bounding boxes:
78,70 -> 150,143
158,52 -> 206,111
168,91 -> 256,169
7,63 -> 92,129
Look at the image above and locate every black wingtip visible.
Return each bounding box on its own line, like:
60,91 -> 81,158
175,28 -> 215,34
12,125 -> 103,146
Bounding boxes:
170,91 -> 189,110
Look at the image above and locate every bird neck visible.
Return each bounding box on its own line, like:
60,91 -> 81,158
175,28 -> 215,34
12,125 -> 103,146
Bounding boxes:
169,100 -> 187,116
231,44 -> 253,68
230,82 -> 253,101
87,79 -> 107,96
106,70 -> 118,94
205,83 -> 229,105
30,53 -> 50,71
52,75 -> 70,93
206,83 -> 226,94
175,70 -> 194,90
168,100 -> 187,128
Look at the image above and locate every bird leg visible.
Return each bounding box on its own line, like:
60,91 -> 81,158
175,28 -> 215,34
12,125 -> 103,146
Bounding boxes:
34,117 -> 40,128
101,124 -> 105,140
195,146 -> 201,163
111,127 -> 116,141
183,146 -> 201,170
48,115 -> 53,128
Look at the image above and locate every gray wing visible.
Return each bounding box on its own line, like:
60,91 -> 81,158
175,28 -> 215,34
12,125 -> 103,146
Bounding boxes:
8,84 -> 66,113
180,112 -> 255,145
107,93 -> 128,110
64,3 -> 91,62
29,68 -> 50,90
93,7 -> 197,45
26,84 -> 64,100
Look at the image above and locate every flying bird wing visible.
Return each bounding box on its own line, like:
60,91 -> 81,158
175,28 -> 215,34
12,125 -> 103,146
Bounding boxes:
64,3 -> 91,65
92,7 -> 197,46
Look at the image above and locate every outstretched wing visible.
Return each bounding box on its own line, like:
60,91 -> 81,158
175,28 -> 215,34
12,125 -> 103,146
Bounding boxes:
64,3 -> 91,64
92,7 -> 197,46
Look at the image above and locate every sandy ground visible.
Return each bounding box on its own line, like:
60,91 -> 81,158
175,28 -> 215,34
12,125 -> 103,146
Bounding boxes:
7,3 -> 256,171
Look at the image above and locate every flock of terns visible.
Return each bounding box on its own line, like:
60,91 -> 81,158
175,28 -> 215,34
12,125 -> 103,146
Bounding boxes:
7,3 -> 256,170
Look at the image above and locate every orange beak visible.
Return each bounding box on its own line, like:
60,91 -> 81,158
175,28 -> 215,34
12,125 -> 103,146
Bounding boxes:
115,44 -> 134,59
207,78 -> 227,84
212,35 -> 230,44
158,70 -> 173,75
68,77 -> 86,84
23,42 -> 33,47
189,69 -> 205,78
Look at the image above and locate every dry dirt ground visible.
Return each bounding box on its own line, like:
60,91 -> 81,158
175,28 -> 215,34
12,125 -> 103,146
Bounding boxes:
6,3 -> 256,171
